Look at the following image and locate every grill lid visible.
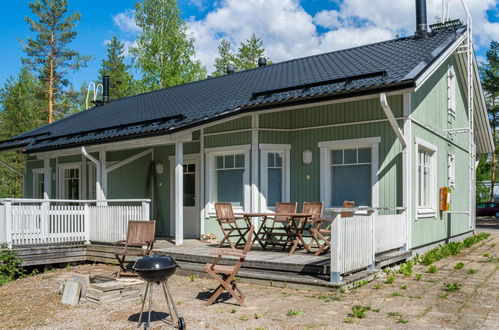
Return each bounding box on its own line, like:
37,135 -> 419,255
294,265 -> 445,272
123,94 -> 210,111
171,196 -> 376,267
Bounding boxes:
132,255 -> 179,271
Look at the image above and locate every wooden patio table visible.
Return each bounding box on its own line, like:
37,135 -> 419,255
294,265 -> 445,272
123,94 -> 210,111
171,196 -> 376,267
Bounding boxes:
237,212 -> 313,255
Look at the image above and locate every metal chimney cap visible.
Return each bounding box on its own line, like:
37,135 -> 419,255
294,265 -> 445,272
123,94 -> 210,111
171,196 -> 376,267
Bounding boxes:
258,57 -> 267,67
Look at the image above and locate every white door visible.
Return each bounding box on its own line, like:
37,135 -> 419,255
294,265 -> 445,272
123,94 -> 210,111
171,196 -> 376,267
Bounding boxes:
182,159 -> 200,238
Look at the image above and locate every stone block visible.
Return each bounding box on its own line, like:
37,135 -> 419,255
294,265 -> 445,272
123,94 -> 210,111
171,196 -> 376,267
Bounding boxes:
61,281 -> 81,306
72,274 -> 90,298
90,281 -> 124,292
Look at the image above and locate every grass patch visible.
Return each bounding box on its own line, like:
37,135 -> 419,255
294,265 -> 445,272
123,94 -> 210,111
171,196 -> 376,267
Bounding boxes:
385,274 -> 396,284
408,295 -> 422,299
280,291 -> 292,297
387,312 -> 401,318
344,317 -> 354,324
350,305 -> 372,319
467,268 -> 477,274
390,291 -> 403,297
427,265 -> 437,273
188,274 -> 199,282
287,310 -> 304,317
420,233 -> 490,266
307,294 -> 341,302
454,262 -> 464,270
398,260 -> 414,276
374,283 -> 382,289
443,282 -> 462,292
356,279 -> 369,287
397,317 -> 409,324
400,284 -> 408,290
415,274 -> 422,281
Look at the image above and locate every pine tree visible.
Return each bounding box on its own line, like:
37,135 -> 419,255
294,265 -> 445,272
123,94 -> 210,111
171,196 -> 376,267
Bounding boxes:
99,36 -> 136,100
0,68 -> 46,197
213,39 -> 235,77
22,0 -> 90,123
131,0 -> 206,91
479,41 -> 499,201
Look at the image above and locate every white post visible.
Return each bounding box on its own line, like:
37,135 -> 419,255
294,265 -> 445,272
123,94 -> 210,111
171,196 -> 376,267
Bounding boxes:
43,158 -> 51,199
402,93 -> 412,250
251,114 -> 259,228
84,203 -> 90,244
142,201 -> 150,221
5,201 -> 12,248
330,213 -> 342,283
175,141 -> 184,245
99,151 -> 108,205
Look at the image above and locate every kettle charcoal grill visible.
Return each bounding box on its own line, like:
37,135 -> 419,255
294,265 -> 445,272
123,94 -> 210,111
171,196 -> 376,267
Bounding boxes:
132,255 -> 185,330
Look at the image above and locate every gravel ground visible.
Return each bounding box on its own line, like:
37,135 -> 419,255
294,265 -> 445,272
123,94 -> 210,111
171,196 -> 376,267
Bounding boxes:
0,233 -> 498,329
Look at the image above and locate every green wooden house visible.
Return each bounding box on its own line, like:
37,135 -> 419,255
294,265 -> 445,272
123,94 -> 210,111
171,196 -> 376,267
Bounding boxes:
0,3 -> 493,280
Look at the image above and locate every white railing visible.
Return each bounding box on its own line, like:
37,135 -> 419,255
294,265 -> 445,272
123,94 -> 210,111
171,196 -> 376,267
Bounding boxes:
328,207 -> 407,283
0,199 -> 150,247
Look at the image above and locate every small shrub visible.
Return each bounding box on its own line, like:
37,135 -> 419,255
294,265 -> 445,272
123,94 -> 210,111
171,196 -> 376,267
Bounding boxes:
443,282 -> 461,292
230,309 -> 236,314
397,317 -> 409,324
482,253 -> 490,258
415,274 -> 422,281
398,260 -> 414,276
0,244 -> 23,286
385,274 -> 396,284
454,262 -> 464,270
356,279 -> 369,287
427,265 -> 437,274
467,269 -> 477,274
189,274 -> 199,282
254,313 -> 260,319
344,317 -> 354,324
374,283 -> 382,289
287,309 -> 304,317
351,305 -> 371,319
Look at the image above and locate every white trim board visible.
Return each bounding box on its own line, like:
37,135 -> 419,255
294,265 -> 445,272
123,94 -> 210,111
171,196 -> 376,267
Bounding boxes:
259,144 -> 291,212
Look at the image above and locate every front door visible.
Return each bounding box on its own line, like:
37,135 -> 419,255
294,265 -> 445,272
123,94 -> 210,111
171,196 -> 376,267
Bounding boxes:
182,159 -> 200,238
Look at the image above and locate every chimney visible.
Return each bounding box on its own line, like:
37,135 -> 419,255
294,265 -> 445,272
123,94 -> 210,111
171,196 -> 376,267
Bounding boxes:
103,75 -> 110,103
226,65 -> 235,74
415,0 -> 428,38
258,57 -> 267,67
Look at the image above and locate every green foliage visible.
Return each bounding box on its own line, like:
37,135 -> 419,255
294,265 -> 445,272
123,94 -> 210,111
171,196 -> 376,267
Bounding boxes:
398,260 -> 414,276
212,34 -> 271,76
23,0 -> 90,122
390,291 -> 402,297
387,312 -> 401,317
454,262 -> 465,270
415,274 -> 422,281
385,274 -> 396,284
350,305 -> 371,318
308,294 -> 341,302
397,317 -> 409,324
188,274 -> 199,282
254,313 -> 260,319
374,283 -> 382,289
344,317 -> 354,323
356,279 -> 369,287
427,265 -> 437,273
286,309 -> 304,316
400,285 -> 408,290
0,244 -> 23,286
420,233 -> 490,266
99,35 -> 136,100
443,282 -> 461,292
131,0 -> 206,91
467,268 -> 477,274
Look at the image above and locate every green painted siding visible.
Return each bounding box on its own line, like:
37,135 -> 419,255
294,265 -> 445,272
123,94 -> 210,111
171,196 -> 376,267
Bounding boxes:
410,55 -> 471,248
25,159 -> 43,197
204,116 -> 251,134
205,131 -> 252,148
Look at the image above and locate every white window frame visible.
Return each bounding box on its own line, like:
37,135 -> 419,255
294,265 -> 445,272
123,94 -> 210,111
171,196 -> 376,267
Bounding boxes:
32,168 -> 45,199
87,162 -> 97,200
58,162 -> 82,200
448,153 -> 456,189
415,138 -> 438,218
205,145 -> 251,214
259,144 -> 291,212
447,66 -> 456,116
319,137 -> 380,209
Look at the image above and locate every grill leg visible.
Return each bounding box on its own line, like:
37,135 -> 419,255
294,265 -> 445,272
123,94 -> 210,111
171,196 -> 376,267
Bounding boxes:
164,283 -> 181,322
147,284 -> 154,329
161,282 -> 174,324
137,283 -> 150,328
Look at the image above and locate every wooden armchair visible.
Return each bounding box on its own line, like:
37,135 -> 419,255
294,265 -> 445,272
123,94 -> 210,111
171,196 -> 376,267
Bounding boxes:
214,203 -> 250,248
203,226 -> 254,306
311,201 -> 355,255
114,220 -> 156,278
259,202 -> 297,249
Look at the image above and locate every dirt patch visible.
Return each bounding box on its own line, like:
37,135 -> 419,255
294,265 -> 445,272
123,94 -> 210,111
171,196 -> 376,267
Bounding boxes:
1,235 -> 498,329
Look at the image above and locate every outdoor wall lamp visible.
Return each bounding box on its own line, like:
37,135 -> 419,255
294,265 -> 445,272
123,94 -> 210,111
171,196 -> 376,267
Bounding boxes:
302,149 -> 312,164
155,161 -> 164,174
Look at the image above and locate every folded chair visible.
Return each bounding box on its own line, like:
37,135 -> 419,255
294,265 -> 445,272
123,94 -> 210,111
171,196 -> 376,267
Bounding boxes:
311,201 -> 354,255
258,202 -> 297,249
214,203 -> 250,248
203,226 -> 254,306
114,220 -> 156,278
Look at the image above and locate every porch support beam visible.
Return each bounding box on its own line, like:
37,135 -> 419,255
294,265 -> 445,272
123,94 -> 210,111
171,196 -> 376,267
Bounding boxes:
105,148 -> 153,173
174,141 -> 184,245
43,158 -> 51,199
250,113 -> 259,228
379,93 -> 407,149
81,147 -> 106,204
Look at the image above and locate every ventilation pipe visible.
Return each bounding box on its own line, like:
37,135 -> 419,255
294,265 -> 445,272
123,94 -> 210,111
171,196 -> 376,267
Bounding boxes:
226,65 -> 235,74
258,57 -> 267,67
415,0 -> 428,38
103,75 -> 110,103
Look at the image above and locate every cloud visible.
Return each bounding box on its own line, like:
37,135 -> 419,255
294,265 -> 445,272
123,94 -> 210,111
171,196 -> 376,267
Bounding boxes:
112,9 -> 141,35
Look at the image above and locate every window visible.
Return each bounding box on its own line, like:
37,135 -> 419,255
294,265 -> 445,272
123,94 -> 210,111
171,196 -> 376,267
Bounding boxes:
260,144 -> 291,210
416,138 -> 437,217
59,163 -> 81,200
33,169 -> 45,199
319,137 -> 380,209
447,66 -> 456,116
206,145 -> 250,212
183,163 -> 196,207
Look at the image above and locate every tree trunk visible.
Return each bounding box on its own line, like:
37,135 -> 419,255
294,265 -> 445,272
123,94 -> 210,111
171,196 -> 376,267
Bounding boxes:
48,32 -> 55,123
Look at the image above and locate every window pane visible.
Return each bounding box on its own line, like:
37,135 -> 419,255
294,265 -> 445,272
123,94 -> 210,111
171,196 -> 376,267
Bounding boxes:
268,153 -> 274,168
188,164 -> 195,173
216,156 -> 224,169
344,149 -> 357,164
225,155 -> 234,168
331,150 -> 343,164
358,148 -> 371,163
267,168 -> 282,207
275,153 -> 283,167
183,173 -> 196,206
331,165 -> 371,207
216,169 -> 244,206
235,154 -> 244,168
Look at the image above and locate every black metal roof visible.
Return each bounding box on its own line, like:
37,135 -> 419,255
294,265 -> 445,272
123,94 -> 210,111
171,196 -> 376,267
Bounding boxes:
0,24 -> 466,153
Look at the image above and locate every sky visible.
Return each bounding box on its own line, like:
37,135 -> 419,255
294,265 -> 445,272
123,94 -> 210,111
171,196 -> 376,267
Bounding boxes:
0,0 -> 498,90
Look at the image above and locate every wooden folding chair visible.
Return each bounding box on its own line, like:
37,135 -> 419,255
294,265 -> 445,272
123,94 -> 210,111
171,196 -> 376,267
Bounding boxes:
114,220 -> 156,278
290,202 -> 324,255
311,201 -> 354,255
258,202 -> 297,249
214,203 -> 250,248
203,226 -> 254,306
